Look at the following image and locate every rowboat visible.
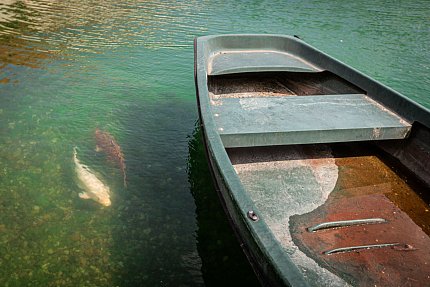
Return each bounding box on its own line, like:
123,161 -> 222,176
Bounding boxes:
194,34 -> 430,286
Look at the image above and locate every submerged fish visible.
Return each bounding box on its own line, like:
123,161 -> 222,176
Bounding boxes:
95,128 -> 127,188
73,147 -> 111,206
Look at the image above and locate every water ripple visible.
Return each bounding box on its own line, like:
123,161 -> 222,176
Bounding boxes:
0,0 -> 208,66
0,1 -> 429,286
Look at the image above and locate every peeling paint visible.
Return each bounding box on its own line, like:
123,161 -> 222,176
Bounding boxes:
239,98 -> 270,111
210,99 -> 222,106
230,145 -> 349,286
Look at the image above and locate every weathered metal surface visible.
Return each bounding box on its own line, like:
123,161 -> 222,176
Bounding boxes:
323,243 -> 402,255
207,142 -> 309,287
212,94 -> 411,148
307,218 -> 387,232
291,192 -> 430,286
195,34 -> 430,287
289,151 -> 430,286
229,145 -> 349,286
209,50 -> 320,76
230,144 -> 430,286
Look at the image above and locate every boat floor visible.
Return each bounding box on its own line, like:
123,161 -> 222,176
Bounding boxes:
228,143 -> 430,286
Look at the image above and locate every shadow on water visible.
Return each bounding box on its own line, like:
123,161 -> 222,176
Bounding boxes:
187,124 -> 260,286
109,97 -> 201,286
111,95 -> 259,286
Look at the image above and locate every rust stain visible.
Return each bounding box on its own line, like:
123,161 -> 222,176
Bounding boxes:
95,128 -> 127,188
290,153 -> 430,286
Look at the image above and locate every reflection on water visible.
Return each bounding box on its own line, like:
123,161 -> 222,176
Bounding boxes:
0,0 -> 208,53
0,0 -> 429,286
0,0 -> 208,79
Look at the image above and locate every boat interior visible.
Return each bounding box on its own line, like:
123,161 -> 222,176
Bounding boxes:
208,71 -> 365,97
208,70 -> 430,285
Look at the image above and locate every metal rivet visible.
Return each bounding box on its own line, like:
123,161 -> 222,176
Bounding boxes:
247,210 -> 259,221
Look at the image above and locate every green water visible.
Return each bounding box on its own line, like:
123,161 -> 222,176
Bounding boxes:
0,0 -> 429,286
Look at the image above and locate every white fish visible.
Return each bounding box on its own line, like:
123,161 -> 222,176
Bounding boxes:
73,147 -> 111,206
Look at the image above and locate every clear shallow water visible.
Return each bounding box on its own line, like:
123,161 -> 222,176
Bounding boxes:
0,0 -> 429,286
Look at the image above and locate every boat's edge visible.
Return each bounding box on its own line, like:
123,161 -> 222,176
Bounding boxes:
194,37 -> 311,287
194,38 -> 270,285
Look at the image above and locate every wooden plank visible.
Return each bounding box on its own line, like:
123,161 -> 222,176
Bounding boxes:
211,94 -> 411,147
208,72 -> 365,99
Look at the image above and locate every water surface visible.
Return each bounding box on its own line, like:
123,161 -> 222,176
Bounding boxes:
0,0 -> 429,286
